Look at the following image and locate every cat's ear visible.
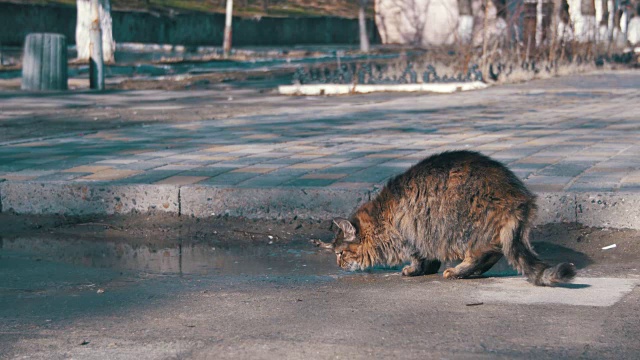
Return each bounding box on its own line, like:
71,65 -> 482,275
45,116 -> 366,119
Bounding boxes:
333,218 -> 356,240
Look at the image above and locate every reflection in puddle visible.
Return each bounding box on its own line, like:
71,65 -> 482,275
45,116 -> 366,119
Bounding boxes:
1,237 -> 546,281
1,237 -> 337,278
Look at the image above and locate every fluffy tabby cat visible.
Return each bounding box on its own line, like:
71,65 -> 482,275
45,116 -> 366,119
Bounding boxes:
315,150 -> 576,286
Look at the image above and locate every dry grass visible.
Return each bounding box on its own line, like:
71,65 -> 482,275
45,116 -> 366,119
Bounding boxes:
493,61 -> 597,84
295,36 -> 626,86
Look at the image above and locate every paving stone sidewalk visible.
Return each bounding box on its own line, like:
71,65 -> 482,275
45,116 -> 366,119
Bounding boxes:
0,71 -> 639,227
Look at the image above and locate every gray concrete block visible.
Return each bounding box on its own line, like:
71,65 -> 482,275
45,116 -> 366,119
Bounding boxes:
534,192 -> 577,225
576,193 -> 640,229
0,182 -> 179,216
180,186 -> 374,220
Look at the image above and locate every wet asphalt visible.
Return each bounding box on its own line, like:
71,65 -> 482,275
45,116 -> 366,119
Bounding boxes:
1,232 -> 639,359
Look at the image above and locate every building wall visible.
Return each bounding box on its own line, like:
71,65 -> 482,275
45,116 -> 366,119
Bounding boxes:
0,2 -> 379,46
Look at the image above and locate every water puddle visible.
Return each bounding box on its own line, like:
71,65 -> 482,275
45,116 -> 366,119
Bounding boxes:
0,236 -> 351,311
0,236 -> 339,278
1,236 -> 578,300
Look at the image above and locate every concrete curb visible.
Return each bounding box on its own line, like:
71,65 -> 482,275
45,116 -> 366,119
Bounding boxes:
0,182 -> 638,229
0,182 -> 179,216
179,186 -> 373,219
278,82 -> 488,96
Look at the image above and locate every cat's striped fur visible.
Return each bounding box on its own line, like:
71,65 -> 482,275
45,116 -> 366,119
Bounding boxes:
329,150 -> 576,286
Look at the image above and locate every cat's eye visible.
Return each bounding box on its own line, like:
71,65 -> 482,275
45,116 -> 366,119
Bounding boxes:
336,251 -> 343,256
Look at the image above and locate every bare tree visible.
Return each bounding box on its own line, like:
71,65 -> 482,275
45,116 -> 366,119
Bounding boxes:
376,0 -> 459,46
401,0 -> 427,45
76,0 -> 115,63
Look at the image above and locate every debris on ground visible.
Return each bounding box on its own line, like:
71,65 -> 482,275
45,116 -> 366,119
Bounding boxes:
466,302 -> 484,307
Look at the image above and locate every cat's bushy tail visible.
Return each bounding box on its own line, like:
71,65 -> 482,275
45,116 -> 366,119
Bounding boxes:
501,211 -> 576,286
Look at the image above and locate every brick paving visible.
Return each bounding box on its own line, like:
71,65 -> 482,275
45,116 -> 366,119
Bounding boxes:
0,71 -> 639,197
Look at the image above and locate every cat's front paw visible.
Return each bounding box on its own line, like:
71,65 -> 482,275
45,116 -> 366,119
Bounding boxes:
310,239 -> 333,249
443,268 -> 459,279
402,265 -> 421,276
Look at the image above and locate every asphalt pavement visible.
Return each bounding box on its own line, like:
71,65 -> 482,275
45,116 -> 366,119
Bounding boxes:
0,223 -> 639,359
0,70 -> 639,228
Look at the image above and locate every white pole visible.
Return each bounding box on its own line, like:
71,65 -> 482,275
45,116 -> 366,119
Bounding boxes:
536,0 -> 543,46
358,0 -> 370,52
223,0 -> 234,58
89,0 -> 104,90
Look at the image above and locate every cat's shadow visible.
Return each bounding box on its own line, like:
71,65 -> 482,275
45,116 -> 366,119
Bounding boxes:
428,242 -> 592,288
467,274 -> 592,288
327,241 -> 593,290
354,267 -> 592,288
552,283 -> 591,289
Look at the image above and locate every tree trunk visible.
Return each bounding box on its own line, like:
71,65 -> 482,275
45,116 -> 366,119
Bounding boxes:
458,0 -> 473,43
614,8 -> 622,30
523,2 -> 537,57
76,0 -> 115,63
581,0 -> 595,15
482,0 -> 490,76
358,0 -> 370,52
89,0 -> 104,90
536,0 -> 543,45
600,0 -> 609,26
548,0 -> 561,61
223,0 -> 233,58
560,0 -> 570,24
579,0 -> 596,42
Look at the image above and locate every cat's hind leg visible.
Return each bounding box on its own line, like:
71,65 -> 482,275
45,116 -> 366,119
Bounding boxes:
402,256 -> 442,276
443,251 -> 501,279
472,252 -> 503,276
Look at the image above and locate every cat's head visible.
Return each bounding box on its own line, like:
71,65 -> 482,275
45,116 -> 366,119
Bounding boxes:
331,218 -> 365,271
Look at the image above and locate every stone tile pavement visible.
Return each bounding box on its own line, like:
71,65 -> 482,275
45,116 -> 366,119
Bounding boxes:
0,71 -> 639,228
